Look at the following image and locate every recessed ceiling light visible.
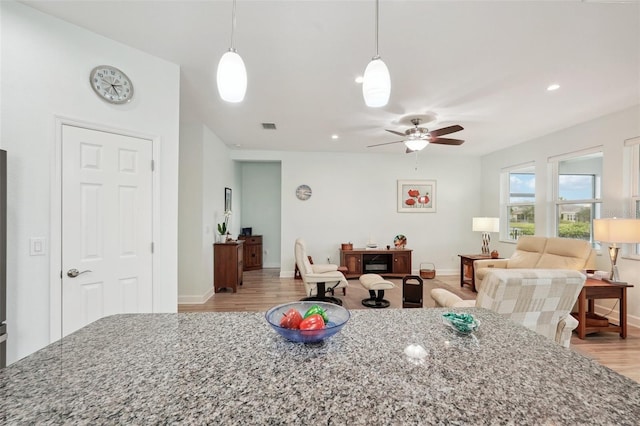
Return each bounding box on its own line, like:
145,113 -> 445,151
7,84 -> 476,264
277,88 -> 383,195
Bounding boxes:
355,76 -> 364,84
331,134 -> 339,140
547,84 -> 560,91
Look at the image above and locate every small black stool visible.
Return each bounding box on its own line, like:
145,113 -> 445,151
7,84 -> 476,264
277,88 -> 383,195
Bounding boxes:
402,275 -> 424,308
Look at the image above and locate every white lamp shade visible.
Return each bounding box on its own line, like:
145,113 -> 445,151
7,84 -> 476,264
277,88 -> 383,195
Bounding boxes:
472,217 -> 500,233
593,218 -> 640,243
404,139 -> 428,151
216,50 -> 247,103
362,57 -> 390,107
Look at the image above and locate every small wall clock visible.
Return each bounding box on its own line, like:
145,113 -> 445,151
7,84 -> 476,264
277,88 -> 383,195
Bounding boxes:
295,184 -> 312,201
90,65 -> 134,104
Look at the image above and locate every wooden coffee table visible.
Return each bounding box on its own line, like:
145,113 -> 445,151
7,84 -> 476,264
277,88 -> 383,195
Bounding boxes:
572,278 -> 633,339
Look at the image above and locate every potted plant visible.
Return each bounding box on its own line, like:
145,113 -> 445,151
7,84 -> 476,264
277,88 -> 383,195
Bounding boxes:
217,210 -> 232,242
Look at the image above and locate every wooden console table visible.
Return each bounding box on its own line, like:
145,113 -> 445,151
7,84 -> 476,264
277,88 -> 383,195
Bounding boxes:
458,254 -> 494,292
340,248 -> 412,279
238,235 -> 262,271
573,278 -> 633,339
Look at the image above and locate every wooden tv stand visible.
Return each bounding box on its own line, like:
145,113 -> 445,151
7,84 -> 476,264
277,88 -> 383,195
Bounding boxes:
339,248 -> 412,279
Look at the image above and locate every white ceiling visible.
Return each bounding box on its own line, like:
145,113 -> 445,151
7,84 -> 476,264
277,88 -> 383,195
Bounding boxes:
21,0 -> 640,156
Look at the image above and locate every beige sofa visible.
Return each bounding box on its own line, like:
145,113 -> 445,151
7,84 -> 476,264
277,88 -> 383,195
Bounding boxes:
474,236 -> 596,291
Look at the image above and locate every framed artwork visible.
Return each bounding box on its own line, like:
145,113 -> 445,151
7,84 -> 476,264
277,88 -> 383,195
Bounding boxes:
224,187 -> 232,212
397,180 -> 436,213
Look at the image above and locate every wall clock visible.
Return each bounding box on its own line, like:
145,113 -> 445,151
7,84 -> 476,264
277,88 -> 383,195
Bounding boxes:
89,65 -> 134,104
295,184 -> 312,201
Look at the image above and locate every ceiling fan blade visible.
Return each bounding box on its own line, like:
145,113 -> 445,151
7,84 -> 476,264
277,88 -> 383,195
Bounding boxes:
429,125 -> 464,137
385,129 -> 406,137
367,140 -> 404,148
405,147 -> 415,154
430,137 -> 465,145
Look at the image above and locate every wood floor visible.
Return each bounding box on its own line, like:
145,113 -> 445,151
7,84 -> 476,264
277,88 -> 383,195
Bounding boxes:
179,268 -> 640,383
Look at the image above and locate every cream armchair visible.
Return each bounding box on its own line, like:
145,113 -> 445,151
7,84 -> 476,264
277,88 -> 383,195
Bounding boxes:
294,238 -> 348,305
431,269 -> 586,348
474,236 -> 595,292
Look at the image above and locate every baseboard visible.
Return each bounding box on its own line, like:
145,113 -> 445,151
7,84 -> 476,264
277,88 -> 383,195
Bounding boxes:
280,268 -> 458,279
595,303 -> 640,329
178,287 -> 215,304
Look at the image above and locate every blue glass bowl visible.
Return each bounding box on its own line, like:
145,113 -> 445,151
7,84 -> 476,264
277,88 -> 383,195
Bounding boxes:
265,301 -> 350,343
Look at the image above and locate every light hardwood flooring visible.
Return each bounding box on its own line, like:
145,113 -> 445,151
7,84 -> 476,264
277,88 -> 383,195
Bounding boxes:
179,268 -> 640,383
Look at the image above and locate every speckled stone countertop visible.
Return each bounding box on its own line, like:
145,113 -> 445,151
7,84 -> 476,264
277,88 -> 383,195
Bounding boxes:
2,308 -> 639,425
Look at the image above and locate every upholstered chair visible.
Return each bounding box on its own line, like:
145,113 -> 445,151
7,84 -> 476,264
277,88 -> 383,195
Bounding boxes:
294,238 -> 348,305
431,269 -> 586,348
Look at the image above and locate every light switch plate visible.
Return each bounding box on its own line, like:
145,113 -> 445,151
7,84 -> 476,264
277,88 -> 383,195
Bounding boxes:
30,237 -> 47,256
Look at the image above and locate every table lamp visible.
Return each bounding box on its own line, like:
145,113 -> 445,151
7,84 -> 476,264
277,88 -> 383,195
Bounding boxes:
472,217 -> 500,255
593,218 -> 640,282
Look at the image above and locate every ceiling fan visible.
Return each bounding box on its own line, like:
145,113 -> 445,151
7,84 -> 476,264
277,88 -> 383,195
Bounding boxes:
368,118 -> 465,153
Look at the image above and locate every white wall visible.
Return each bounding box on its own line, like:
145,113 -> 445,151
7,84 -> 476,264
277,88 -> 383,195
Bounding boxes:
178,123 -> 239,302
178,124 -> 204,300
480,105 -> 640,327
1,1 -> 180,364
232,150 -> 484,276
240,162 -> 281,268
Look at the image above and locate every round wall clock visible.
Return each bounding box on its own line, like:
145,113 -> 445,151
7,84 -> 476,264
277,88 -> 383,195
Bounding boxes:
89,65 -> 134,104
295,184 -> 312,201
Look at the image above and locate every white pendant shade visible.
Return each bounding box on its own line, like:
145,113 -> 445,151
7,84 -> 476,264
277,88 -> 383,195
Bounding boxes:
217,50 -> 247,103
404,140 -> 428,151
362,57 -> 390,107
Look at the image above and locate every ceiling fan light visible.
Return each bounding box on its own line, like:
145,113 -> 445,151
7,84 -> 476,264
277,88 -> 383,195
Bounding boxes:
404,139 -> 428,151
362,57 -> 390,107
217,49 -> 247,103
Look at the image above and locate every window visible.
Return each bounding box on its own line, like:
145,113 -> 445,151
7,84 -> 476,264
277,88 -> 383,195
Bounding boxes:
552,151 -> 602,244
627,137 -> 640,256
502,163 -> 535,241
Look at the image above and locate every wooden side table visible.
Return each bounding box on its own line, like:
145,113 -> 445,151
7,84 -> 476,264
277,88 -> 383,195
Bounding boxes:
458,254 -> 493,292
573,278 -> 633,339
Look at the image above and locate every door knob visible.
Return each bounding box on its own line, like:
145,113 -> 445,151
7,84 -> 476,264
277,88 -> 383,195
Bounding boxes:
67,268 -> 92,278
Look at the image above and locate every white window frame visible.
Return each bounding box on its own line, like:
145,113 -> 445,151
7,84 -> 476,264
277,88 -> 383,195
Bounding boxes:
501,162 -> 535,242
625,136 -> 640,258
549,147 -> 603,246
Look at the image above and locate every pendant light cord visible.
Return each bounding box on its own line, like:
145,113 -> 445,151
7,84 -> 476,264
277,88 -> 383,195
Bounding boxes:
374,0 -> 380,58
230,0 -> 237,51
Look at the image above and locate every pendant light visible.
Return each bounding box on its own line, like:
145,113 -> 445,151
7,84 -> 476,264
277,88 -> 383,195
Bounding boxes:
362,0 -> 390,107
217,0 -> 247,103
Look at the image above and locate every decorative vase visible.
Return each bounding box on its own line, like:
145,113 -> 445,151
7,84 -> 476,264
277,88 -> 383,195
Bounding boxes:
491,250 -> 499,259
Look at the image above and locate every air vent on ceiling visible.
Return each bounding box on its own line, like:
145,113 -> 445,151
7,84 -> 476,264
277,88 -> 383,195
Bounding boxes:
261,123 -> 277,130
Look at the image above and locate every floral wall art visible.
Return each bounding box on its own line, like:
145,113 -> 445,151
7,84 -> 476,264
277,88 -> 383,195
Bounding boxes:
397,180 -> 436,213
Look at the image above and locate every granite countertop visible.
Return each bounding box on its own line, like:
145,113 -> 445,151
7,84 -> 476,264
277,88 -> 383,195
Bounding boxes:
2,307 -> 639,425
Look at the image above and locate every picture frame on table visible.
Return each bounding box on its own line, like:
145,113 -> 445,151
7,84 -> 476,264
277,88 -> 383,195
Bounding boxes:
224,187 -> 232,212
397,180 -> 436,213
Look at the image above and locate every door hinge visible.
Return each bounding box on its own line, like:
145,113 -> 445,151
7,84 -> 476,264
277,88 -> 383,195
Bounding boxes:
151,160 -> 155,171
151,242 -> 155,253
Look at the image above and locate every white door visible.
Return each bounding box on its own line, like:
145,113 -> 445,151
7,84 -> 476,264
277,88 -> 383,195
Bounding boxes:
61,125 -> 153,336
